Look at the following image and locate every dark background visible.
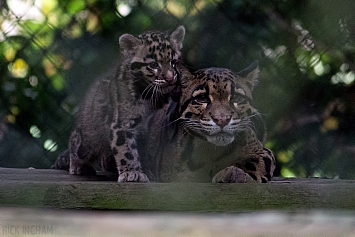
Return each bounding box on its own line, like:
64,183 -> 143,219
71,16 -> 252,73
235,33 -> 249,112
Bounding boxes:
1,0 -> 355,179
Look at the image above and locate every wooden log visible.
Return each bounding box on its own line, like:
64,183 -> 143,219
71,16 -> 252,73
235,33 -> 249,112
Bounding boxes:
1,168 -> 355,211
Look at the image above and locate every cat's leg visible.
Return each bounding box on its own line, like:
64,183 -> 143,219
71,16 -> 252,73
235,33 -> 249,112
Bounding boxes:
110,125 -> 149,182
68,128 -> 96,175
213,132 -> 275,183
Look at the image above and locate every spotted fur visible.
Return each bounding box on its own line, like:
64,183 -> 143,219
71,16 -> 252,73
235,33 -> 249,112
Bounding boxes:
52,26 -> 185,182
142,62 -> 275,183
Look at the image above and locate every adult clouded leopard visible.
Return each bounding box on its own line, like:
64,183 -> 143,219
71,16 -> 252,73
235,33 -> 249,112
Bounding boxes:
141,62 -> 275,183
52,26 -> 185,182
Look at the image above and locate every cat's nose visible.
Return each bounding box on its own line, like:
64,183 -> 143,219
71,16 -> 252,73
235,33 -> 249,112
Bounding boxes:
212,114 -> 231,128
164,70 -> 175,83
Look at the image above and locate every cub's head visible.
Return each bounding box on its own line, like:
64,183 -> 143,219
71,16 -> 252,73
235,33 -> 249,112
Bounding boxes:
119,26 -> 185,104
178,62 -> 260,146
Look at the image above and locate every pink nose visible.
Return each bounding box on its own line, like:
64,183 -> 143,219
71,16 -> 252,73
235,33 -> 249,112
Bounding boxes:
212,114 -> 231,128
164,70 -> 175,83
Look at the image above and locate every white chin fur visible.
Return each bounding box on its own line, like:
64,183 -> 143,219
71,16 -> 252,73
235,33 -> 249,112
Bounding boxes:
206,135 -> 234,146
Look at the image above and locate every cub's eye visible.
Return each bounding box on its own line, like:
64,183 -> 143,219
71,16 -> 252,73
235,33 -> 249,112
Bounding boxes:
194,93 -> 210,103
171,59 -> 178,66
149,62 -> 159,69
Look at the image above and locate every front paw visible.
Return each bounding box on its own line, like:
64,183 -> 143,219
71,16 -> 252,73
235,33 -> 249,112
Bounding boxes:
69,164 -> 96,175
118,171 -> 150,183
212,166 -> 255,183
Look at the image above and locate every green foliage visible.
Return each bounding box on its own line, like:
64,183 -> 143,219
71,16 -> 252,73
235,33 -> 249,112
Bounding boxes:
1,0 -> 355,179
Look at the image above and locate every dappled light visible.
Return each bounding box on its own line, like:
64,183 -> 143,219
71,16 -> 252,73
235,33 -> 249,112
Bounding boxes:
8,58 -> 28,78
44,139 -> 58,152
116,3 -> 132,18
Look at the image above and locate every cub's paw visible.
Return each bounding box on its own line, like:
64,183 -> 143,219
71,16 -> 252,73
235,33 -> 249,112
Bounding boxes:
69,164 -> 96,176
51,149 -> 70,170
212,166 -> 255,183
118,171 -> 150,183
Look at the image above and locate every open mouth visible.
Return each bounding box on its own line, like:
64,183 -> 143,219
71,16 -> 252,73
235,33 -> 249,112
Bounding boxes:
165,74 -> 177,84
206,134 -> 234,146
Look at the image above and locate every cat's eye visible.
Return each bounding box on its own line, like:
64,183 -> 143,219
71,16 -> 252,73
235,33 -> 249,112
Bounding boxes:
194,93 -> 210,103
171,59 -> 178,66
231,93 -> 248,104
149,62 -> 160,69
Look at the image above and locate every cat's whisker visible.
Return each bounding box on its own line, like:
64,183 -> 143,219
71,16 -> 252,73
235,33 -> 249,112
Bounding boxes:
142,83 -> 155,100
151,84 -> 161,108
157,117 -> 183,129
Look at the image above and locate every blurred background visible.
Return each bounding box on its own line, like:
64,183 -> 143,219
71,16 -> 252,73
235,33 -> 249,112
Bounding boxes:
1,0 -> 355,179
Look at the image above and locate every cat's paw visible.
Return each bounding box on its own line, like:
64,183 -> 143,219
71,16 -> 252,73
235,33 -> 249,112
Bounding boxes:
212,166 -> 255,183
118,171 -> 150,183
69,164 -> 96,175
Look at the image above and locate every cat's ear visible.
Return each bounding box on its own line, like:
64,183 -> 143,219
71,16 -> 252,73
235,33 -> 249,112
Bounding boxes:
119,34 -> 141,56
236,61 -> 259,91
170,26 -> 185,53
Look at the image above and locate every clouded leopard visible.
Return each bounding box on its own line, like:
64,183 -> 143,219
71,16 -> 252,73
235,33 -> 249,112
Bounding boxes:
52,26 -> 185,182
141,62 -> 275,183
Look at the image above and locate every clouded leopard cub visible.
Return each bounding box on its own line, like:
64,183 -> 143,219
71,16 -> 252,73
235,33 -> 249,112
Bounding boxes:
52,26 -> 185,182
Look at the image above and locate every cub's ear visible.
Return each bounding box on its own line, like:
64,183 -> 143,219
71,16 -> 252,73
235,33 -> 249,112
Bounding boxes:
236,60 -> 259,91
170,25 -> 185,53
119,34 -> 141,56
